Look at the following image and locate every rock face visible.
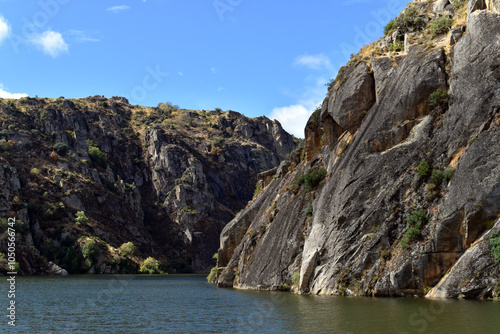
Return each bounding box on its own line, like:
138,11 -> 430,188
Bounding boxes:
216,0 -> 500,299
0,97 -> 296,274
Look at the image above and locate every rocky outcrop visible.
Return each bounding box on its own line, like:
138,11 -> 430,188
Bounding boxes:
0,98 -> 296,275
216,0 -> 500,299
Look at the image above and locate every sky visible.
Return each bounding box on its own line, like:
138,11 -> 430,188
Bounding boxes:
0,0 -> 406,137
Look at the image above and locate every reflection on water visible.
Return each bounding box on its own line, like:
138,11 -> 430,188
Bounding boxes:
2,275 -> 499,333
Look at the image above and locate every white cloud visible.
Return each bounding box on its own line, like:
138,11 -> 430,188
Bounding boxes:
178,71 -> 183,76
31,30 -> 68,57
67,30 -> 100,43
0,84 -> 28,99
217,87 -> 224,91
0,15 -> 11,44
269,76 -> 328,138
270,105 -> 309,138
210,67 -> 217,74
294,53 -> 333,70
107,5 -> 130,13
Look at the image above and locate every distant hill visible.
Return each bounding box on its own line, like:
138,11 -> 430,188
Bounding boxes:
0,96 -> 297,274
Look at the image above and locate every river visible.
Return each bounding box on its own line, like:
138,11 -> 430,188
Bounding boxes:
1,275 -> 499,333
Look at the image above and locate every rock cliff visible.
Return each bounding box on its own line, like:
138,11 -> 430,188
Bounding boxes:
0,97 -> 296,274
216,0 -> 500,299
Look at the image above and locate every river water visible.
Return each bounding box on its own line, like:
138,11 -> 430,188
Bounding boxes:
1,275 -> 499,333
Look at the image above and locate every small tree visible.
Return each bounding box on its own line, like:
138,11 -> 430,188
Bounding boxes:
53,142 -> 69,156
120,242 -> 137,257
417,159 -> 431,179
75,211 -> 89,225
140,257 -> 162,274
82,239 -> 98,261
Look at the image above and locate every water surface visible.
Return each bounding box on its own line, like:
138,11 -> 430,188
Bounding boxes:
1,275 -> 499,333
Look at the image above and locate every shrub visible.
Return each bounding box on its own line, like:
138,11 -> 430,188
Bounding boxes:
253,182 -> 262,198
207,266 -> 218,282
401,209 -> 428,249
211,137 -> 224,148
431,169 -> 444,184
428,17 -> 453,38
452,0 -> 467,10
120,242 -> 137,257
49,151 -> 59,163
386,7 -> 425,36
429,88 -> 449,109
417,159 -> 431,179
384,19 -> 396,35
53,142 -> 69,156
444,168 -> 454,181
88,145 -> 107,168
30,168 -> 41,175
304,168 -> 327,192
82,239 -> 98,260
75,211 -> 89,225
388,41 -> 404,52
305,204 -> 313,217
292,272 -> 300,286
398,7 -> 425,32
490,233 -> 500,270
140,257 -> 162,274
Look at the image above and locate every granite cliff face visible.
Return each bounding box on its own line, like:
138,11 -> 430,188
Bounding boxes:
0,97 -> 296,274
217,0 -> 500,299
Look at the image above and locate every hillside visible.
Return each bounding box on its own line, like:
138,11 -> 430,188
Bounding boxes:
215,0 -> 500,299
0,96 -> 296,274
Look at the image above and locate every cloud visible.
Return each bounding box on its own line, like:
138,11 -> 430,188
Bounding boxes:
0,15 -> 11,43
270,76 -> 328,138
178,71 -> 183,76
31,30 -> 68,57
217,87 -> 224,91
107,5 -> 130,13
0,85 -> 28,99
270,105 -> 309,138
67,30 -> 100,43
210,67 -> 217,74
294,53 -> 333,70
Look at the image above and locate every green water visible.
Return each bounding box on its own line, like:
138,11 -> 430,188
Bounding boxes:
1,275 -> 499,333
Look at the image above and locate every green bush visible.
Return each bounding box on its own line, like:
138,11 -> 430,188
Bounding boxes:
388,41 -> 404,52
452,0 -> 467,10
398,7 -> 425,32
140,257 -> 162,274
82,239 -> 98,260
207,266 -> 217,282
305,204 -> 313,217
386,7 -> 425,36
490,233 -> 500,270
384,19 -> 396,35
304,168 -> 327,192
431,169 -> 444,184
88,146 -> 107,168
401,209 -> 428,249
75,211 -> 88,225
120,242 -> 137,257
417,159 -> 431,179
53,142 -> 69,156
292,272 -> 300,286
444,168 -> 454,181
428,17 -> 453,38
30,168 -> 41,175
429,88 -> 450,109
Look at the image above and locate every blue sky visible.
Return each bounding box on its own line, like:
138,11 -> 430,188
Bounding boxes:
0,0 -> 406,137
